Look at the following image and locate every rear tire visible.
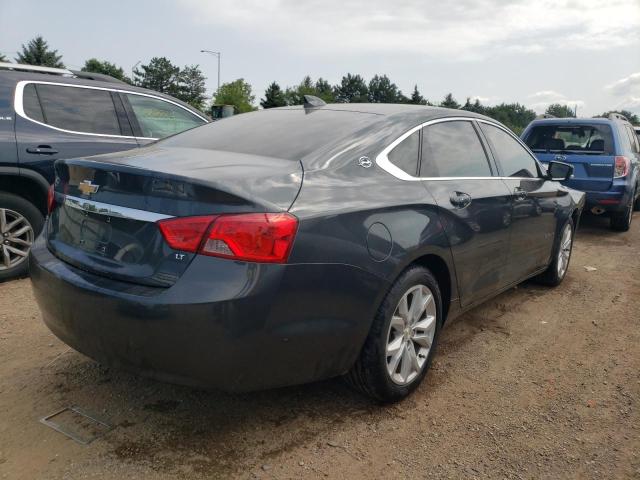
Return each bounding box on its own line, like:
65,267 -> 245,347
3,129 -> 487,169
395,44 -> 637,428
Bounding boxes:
610,194 -> 633,231
0,192 -> 44,282
633,188 -> 640,212
345,266 -> 442,403
535,218 -> 574,287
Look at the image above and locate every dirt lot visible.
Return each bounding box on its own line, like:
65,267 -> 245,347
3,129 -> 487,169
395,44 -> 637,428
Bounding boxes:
0,213 -> 639,480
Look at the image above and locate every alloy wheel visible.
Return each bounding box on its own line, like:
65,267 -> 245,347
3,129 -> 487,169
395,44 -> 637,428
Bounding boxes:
386,284 -> 437,386
556,223 -> 572,279
0,208 -> 34,271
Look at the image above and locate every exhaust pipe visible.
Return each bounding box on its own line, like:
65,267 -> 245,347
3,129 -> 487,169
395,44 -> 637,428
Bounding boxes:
591,206 -> 605,215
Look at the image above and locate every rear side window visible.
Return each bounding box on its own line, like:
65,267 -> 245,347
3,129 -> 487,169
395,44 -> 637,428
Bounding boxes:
22,84 -> 45,122
34,84 -> 121,135
481,124 -> 539,178
524,123 -> 614,155
388,130 -> 420,176
125,94 -> 205,139
420,121 -> 492,177
624,125 -> 639,153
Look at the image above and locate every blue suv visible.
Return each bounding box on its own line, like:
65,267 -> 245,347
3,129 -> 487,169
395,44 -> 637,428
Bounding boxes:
522,114 -> 639,231
0,62 -> 209,280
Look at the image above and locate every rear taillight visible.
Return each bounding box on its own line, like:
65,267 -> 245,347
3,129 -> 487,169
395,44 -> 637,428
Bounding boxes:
47,184 -> 56,213
157,215 -> 217,253
614,156 -> 630,178
157,213 -> 298,263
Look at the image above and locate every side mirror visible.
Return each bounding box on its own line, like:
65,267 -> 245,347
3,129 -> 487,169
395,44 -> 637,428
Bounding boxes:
546,161 -> 573,181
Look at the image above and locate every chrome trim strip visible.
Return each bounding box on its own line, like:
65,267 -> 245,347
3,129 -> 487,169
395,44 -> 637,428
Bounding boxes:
64,195 -> 173,222
14,80 -> 208,140
375,116 -> 544,181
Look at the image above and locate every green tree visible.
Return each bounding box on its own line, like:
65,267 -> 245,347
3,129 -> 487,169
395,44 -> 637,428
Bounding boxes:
261,81 -> 287,108
368,74 -> 404,103
82,58 -> 130,83
133,57 -> 180,96
597,110 -> 640,124
214,78 -> 256,113
461,97 -> 486,114
0,53 -> 7,63
409,85 -> 428,105
484,103 -> 536,135
16,36 -> 64,68
284,76 -> 317,105
314,77 -> 335,103
440,93 -> 461,109
545,103 -> 575,118
334,74 -> 368,103
176,65 -> 207,110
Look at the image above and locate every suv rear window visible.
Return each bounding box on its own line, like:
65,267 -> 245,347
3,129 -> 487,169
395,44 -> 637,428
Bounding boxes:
524,124 -> 614,155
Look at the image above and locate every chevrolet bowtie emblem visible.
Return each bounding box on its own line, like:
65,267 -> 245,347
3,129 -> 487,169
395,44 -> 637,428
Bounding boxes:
78,180 -> 99,195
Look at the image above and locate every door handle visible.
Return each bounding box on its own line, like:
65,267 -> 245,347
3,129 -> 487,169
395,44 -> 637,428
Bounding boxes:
450,191 -> 472,209
514,187 -> 527,201
26,145 -> 58,155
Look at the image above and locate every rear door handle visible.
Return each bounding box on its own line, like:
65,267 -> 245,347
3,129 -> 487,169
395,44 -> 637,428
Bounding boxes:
26,145 -> 58,155
514,187 -> 527,201
450,191 -> 472,209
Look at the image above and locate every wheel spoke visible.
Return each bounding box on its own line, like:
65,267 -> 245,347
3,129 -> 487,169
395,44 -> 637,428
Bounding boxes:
5,245 -> 27,257
0,209 -> 6,233
412,332 -> 432,349
2,246 -> 11,267
10,225 -> 31,237
399,343 -> 412,381
390,315 -> 405,332
388,348 -> 402,376
398,295 -> 409,320
386,335 -> 403,356
7,237 -> 31,247
407,342 -> 420,371
414,314 -> 436,333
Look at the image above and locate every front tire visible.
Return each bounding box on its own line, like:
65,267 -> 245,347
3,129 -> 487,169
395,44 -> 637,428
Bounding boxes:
346,266 -> 442,403
535,218 -> 574,286
0,192 -> 43,282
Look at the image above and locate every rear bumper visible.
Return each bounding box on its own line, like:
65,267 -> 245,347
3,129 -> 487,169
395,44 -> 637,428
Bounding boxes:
29,235 -> 387,392
582,184 -> 632,213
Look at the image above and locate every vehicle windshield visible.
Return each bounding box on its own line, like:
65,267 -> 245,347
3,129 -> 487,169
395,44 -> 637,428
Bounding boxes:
524,124 -> 614,155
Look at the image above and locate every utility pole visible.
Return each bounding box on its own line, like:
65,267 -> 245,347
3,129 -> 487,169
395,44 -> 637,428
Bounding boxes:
200,50 -> 221,96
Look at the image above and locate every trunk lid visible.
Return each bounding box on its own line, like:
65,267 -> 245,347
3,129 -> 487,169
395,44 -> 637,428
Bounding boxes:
533,152 -> 615,192
47,146 -> 302,286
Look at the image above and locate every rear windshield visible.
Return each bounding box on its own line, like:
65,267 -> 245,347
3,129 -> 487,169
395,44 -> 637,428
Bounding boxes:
162,109 -> 380,160
524,124 -> 614,155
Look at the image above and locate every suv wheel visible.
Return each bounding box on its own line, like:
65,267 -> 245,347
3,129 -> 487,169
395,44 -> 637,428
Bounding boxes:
345,266 -> 442,403
610,193 -> 634,232
0,192 -> 44,281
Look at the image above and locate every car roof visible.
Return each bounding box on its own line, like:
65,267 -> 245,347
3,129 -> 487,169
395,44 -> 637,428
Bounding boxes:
163,103 -> 495,167
0,69 -> 205,117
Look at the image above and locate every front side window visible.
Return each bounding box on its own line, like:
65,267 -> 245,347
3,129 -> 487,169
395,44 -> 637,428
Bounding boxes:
481,124 -> 539,178
420,121 -> 492,177
387,130 -> 419,176
125,94 -> 205,139
34,84 -> 121,135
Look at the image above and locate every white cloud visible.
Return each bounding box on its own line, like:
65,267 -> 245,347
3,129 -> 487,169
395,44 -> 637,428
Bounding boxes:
180,0 -> 640,58
527,91 -> 585,113
605,72 -> 640,96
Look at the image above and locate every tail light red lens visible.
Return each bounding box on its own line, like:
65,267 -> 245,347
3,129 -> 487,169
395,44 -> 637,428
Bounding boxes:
157,215 -> 217,253
157,213 -> 298,263
47,184 -> 56,213
614,156 -> 630,178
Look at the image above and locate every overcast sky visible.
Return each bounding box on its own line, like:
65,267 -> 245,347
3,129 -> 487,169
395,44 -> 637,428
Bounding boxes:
1,0 -> 639,116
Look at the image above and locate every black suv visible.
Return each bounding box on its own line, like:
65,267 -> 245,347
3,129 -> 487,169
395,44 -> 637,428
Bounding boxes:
0,63 -> 209,280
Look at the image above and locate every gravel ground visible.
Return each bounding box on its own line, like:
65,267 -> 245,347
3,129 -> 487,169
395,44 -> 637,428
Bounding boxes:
0,213 -> 639,480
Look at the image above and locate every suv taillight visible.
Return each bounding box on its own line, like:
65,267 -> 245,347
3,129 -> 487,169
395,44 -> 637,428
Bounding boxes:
614,156 -> 630,178
157,213 -> 298,263
47,184 -> 56,213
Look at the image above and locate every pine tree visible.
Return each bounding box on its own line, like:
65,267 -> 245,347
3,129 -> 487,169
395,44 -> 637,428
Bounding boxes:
440,93 -> 461,109
409,85 -> 427,105
82,58 -> 130,83
133,57 -> 181,96
260,81 -> 287,108
16,36 -> 64,68
177,65 -> 207,110
368,74 -> 403,103
334,74 -> 368,103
